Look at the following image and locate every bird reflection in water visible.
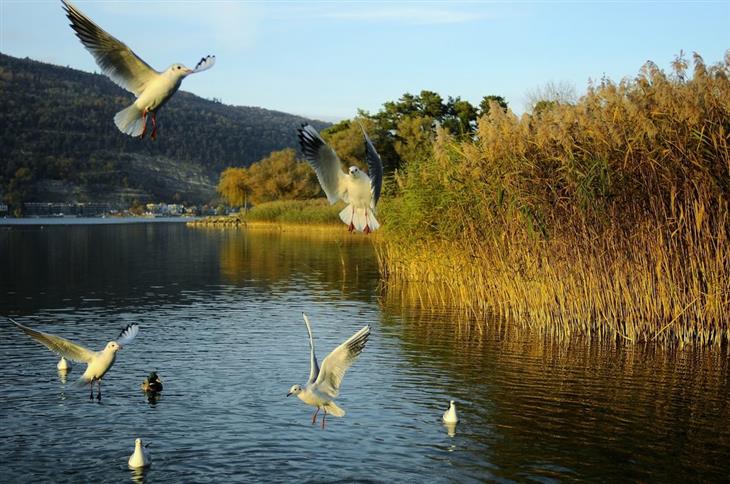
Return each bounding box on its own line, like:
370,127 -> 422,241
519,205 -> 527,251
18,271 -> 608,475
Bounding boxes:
130,466 -> 147,484
57,368 -> 69,385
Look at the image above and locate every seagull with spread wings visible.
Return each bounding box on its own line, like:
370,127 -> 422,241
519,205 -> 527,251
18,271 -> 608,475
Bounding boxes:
10,318 -> 139,400
61,0 -> 215,139
297,123 -> 384,233
287,313 -> 370,428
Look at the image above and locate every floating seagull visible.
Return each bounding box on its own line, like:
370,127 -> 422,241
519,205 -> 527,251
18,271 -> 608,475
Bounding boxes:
128,438 -> 151,469
287,313 -> 370,428
141,371 -> 163,393
297,123 -> 384,233
443,400 -> 459,424
57,356 -> 71,371
9,318 -> 139,400
61,0 -> 215,139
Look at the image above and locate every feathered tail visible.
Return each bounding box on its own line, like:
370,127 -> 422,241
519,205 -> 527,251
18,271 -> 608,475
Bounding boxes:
339,204 -> 380,233
74,374 -> 93,387
114,104 -> 145,137
325,401 -> 345,417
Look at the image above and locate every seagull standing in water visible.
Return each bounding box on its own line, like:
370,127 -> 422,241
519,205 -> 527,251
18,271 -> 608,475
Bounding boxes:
297,124 -> 384,233
61,0 -> 215,139
287,313 -> 370,428
10,318 -> 139,400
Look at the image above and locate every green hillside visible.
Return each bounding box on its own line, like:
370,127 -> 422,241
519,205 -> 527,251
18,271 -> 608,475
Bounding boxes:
0,53 -> 329,208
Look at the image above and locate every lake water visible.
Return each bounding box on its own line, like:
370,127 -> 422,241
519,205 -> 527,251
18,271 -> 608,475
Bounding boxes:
1,221 -> 729,482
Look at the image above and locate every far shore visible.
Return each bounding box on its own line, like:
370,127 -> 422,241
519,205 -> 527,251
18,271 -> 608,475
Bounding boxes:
187,216 -> 376,236
0,216 -> 199,226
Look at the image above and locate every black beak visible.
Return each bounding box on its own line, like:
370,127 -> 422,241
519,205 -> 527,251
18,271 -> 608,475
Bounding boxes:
286,392 -> 292,397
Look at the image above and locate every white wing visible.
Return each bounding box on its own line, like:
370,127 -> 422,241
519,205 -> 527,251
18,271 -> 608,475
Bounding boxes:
302,313 -> 320,385
314,325 -> 370,398
62,0 -> 158,96
10,318 -> 94,363
297,124 -> 349,204
116,323 -> 139,346
191,55 -> 216,74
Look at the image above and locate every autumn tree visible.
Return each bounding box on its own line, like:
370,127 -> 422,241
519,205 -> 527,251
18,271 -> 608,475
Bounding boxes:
217,167 -> 251,208
217,149 -> 321,207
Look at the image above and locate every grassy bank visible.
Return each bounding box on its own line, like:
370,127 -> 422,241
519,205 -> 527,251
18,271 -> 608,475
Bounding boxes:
188,199 -> 346,231
378,53 -> 730,346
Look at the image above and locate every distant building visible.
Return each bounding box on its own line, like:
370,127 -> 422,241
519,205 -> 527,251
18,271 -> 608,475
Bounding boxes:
0,203 -> 7,215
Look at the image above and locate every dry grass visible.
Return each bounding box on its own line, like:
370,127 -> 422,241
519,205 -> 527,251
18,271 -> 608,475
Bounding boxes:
378,52 -> 730,346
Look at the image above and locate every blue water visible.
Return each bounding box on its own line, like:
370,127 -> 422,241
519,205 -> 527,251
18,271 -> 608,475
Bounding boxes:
1,223 -> 729,482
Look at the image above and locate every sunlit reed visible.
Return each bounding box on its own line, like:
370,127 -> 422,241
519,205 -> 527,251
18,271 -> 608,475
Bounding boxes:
377,53 -> 730,347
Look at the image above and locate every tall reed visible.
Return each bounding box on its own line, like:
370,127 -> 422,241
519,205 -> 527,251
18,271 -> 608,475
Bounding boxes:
378,52 -> 730,346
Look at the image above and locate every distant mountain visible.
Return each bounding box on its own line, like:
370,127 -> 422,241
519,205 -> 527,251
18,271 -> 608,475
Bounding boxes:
0,53 -> 329,208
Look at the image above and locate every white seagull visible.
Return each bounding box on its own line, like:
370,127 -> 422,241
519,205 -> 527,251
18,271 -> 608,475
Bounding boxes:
297,123 -> 384,233
57,356 -> 71,371
10,318 -> 139,400
443,400 -> 459,424
128,438 -> 152,469
61,0 -> 216,139
287,313 -> 370,428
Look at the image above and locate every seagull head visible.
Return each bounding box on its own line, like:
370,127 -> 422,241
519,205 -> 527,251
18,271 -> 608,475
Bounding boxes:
287,384 -> 303,397
349,166 -> 362,177
167,63 -> 194,79
105,341 -> 122,352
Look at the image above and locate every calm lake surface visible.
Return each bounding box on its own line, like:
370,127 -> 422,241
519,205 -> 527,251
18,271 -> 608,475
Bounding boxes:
1,221 -> 729,482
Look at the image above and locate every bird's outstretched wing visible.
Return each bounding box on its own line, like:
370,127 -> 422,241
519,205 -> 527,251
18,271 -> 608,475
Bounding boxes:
116,323 -> 139,346
360,125 -> 384,208
314,325 -> 370,398
297,124 -> 348,204
62,0 -> 158,96
9,318 -> 94,363
191,55 -> 216,74
302,313 -> 320,385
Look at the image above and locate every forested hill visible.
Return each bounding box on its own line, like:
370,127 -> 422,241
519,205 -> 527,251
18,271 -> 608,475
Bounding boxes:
0,53 -> 329,207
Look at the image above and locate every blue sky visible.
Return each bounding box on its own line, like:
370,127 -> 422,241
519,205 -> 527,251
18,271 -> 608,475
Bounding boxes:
1,1 -> 728,121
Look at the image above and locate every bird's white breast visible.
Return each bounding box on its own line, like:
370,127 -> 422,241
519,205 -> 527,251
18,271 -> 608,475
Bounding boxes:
297,387 -> 329,407
346,175 -> 373,209
83,349 -> 116,380
135,75 -> 180,112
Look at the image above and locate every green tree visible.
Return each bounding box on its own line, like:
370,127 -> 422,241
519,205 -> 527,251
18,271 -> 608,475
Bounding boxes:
479,95 -> 508,117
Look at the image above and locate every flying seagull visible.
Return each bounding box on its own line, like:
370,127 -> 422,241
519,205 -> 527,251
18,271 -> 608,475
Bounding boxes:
287,313 -> 370,428
61,0 -> 216,139
297,123 -> 384,233
10,318 -> 139,400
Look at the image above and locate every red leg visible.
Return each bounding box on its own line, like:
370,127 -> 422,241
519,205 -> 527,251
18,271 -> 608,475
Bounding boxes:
311,408 -> 320,424
321,409 -> 327,429
364,211 -> 371,234
139,109 -> 148,138
348,206 -> 355,232
151,112 -> 158,140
